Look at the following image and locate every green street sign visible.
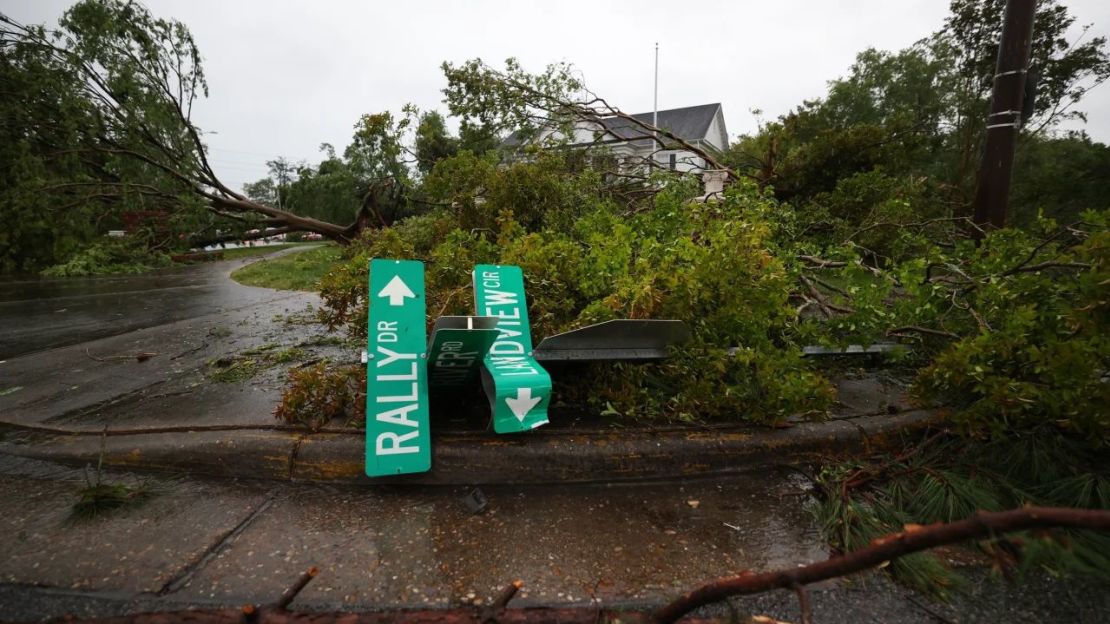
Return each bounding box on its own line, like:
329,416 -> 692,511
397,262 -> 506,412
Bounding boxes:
473,264 -> 552,433
365,259 -> 431,477
427,316 -> 500,389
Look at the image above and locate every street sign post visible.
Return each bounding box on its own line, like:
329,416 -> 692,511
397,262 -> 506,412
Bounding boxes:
365,259 -> 431,477
472,264 -> 552,433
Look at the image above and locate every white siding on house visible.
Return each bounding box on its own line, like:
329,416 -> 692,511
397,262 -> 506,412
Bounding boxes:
652,150 -> 705,173
703,107 -> 729,152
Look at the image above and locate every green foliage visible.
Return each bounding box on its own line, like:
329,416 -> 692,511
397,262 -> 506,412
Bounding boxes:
207,356 -> 261,383
908,216 -> 1109,441
816,432 -> 1110,597
940,0 -> 1110,125
41,237 -> 171,277
792,211 -> 1109,441
71,482 -> 155,521
1010,133 -> 1110,227
275,363 -> 363,430
414,110 -> 459,175
441,58 -> 583,148
1,0 -> 213,272
207,342 -> 311,383
242,177 -> 278,206
345,111 -> 411,186
315,153 -> 834,424
723,0 -> 1110,443
70,438 -> 156,521
727,0 -> 1110,229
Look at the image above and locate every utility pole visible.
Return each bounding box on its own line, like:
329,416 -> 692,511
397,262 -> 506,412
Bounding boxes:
971,0 -> 1036,235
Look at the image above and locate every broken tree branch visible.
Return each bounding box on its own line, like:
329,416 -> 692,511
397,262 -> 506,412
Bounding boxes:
274,566 -> 318,611
791,584 -> 812,624
654,506 -> 1110,624
1003,261 -> 1092,275
799,275 -> 854,317
886,326 -> 960,340
797,255 -> 847,269
481,580 -> 524,623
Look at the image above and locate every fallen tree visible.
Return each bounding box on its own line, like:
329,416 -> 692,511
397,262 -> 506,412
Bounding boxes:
1,1 -> 706,272
0,3 -> 376,248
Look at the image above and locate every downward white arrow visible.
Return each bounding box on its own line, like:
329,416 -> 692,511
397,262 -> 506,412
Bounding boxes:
377,275 -> 415,306
505,387 -> 542,421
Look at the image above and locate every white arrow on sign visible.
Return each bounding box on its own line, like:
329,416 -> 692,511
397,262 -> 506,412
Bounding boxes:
377,275 -> 416,306
505,387 -> 542,421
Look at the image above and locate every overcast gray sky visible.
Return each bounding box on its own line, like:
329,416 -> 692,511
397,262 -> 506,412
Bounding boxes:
5,0 -> 1109,190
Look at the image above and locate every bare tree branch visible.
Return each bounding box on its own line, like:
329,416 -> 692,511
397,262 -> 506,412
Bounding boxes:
654,506 -> 1110,624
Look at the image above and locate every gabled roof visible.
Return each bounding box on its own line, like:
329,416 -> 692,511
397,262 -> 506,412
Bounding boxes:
597,103 -> 722,143
504,103 -> 724,147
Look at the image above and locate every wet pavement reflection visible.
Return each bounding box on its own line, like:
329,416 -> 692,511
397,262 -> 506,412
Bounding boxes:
0,454 -> 823,611
0,249 -> 302,360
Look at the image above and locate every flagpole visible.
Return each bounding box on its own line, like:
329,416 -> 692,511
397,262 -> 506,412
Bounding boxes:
653,42 -> 659,133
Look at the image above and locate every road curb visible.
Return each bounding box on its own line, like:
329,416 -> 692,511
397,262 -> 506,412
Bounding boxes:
0,410 -> 941,485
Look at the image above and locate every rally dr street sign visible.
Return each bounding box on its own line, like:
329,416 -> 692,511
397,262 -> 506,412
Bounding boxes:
365,259 -> 431,476
473,264 -> 552,433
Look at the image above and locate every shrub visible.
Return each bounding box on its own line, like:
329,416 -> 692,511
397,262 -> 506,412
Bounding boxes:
41,237 -> 171,277
275,363 -> 363,430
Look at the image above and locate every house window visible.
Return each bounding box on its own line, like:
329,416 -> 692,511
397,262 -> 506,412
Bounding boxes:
669,153 -> 676,170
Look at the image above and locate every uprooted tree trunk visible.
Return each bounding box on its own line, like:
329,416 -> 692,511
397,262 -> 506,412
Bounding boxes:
195,177 -> 402,247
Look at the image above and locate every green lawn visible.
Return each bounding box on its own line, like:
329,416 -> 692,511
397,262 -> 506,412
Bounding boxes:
231,244 -> 344,291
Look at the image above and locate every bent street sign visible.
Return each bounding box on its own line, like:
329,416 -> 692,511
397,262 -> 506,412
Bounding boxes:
472,264 -> 552,433
366,259 -> 431,477
427,316 -> 500,390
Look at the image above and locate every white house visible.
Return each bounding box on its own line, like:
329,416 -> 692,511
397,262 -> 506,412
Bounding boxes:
507,103 -> 729,174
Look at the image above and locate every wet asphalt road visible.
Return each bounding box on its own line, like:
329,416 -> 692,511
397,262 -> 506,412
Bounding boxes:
0,248 -> 332,431
0,247 -> 311,360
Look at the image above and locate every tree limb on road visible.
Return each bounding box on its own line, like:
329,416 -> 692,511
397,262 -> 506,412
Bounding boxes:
654,506 -> 1110,623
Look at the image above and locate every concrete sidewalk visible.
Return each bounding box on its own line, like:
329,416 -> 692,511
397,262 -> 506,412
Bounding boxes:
0,454 -> 827,619
2,454 -> 1107,623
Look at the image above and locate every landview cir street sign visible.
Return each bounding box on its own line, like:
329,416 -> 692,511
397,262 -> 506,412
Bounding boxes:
365,259 -> 431,477
472,264 -> 552,433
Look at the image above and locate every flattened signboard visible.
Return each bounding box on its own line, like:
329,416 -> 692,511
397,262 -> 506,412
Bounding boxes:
472,264 -> 552,433
365,259 -> 431,476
